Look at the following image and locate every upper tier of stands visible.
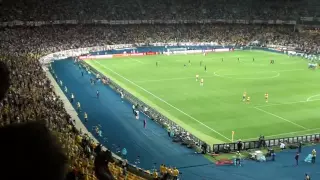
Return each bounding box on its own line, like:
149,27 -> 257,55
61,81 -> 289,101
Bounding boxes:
1,25 -> 319,54
0,0 -> 319,21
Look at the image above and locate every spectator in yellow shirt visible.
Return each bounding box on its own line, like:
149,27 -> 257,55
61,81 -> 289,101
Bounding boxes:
173,167 -> 179,180
76,135 -> 82,144
167,167 -> 173,178
152,171 -> 158,180
91,142 -> 97,150
160,164 -> 166,175
164,166 -> 169,176
159,164 -> 163,174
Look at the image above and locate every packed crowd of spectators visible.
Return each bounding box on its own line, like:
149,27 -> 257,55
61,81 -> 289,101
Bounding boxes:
0,21 -> 319,180
0,0 -> 319,21
0,53 -> 101,179
0,24 -> 319,55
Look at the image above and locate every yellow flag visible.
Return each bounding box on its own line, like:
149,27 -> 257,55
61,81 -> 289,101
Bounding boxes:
232,131 -> 235,142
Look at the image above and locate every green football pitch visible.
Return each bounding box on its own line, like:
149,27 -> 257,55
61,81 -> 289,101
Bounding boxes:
85,50 -> 320,145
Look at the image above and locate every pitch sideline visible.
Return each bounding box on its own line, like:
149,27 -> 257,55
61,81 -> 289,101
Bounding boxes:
92,60 -> 233,142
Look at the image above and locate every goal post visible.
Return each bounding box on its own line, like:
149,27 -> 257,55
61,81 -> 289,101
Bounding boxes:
166,47 -> 188,55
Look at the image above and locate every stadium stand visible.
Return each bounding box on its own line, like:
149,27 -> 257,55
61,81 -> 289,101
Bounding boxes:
0,25 -> 319,54
0,0 -> 319,21
0,0 -> 319,179
0,23 -> 319,179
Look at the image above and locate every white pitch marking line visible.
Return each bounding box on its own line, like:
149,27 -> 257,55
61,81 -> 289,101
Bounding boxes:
214,71 -> 280,80
243,127 -> 320,141
274,69 -> 304,72
222,71 -> 277,76
123,56 -> 145,64
134,59 -> 143,63
255,99 -> 320,108
93,60 -> 232,142
213,68 -> 304,80
135,75 -> 218,83
135,77 -> 195,83
280,62 -> 301,65
135,69 -> 304,83
128,57 -> 144,64
217,68 -> 303,76
307,94 -> 320,102
254,107 -> 308,130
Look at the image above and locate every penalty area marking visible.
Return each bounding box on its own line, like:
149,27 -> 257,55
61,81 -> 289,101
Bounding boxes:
133,59 -> 144,64
127,57 -> 144,64
307,94 -> 320,102
92,60 -> 232,142
253,107 -> 308,130
255,98 -> 320,108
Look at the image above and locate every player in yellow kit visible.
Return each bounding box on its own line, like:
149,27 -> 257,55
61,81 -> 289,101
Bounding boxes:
265,92 -> 269,103
196,74 -> 199,81
246,96 -> 250,104
200,78 -> 204,86
242,91 -> 247,102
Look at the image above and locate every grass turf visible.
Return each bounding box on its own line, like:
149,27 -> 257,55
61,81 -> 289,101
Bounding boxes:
84,50 -> 320,145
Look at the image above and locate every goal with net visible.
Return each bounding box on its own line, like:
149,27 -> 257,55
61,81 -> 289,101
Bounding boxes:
166,47 -> 188,55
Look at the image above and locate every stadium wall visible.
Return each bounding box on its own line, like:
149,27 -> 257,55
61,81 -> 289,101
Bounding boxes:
78,47 -> 233,60
213,134 -> 320,153
41,43 -> 317,156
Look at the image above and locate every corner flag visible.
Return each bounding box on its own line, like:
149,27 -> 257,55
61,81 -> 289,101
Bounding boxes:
232,131 -> 235,142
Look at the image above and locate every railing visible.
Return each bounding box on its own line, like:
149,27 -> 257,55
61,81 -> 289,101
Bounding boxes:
0,19 -> 298,27
213,134 -> 320,153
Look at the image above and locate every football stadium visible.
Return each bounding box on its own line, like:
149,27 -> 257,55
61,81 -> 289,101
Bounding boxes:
0,0 -> 320,180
